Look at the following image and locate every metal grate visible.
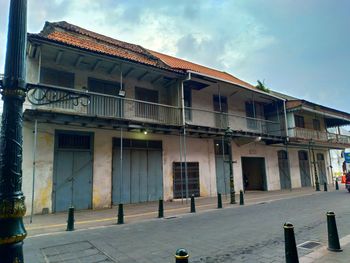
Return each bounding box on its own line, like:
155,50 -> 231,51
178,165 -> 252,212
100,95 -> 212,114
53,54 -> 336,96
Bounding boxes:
173,162 -> 200,199
298,241 -> 322,250
41,241 -> 115,262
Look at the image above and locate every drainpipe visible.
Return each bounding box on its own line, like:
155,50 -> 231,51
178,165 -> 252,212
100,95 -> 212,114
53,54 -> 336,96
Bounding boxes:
30,119 -> 38,223
283,100 -> 289,141
181,73 -> 191,202
328,149 -> 334,186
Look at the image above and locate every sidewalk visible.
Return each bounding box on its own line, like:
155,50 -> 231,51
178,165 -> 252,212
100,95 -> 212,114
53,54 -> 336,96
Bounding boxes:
300,234 -> 350,263
24,187 -> 326,237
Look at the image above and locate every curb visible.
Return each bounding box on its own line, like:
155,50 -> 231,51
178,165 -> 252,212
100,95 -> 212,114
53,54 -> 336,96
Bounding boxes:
300,234 -> 350,263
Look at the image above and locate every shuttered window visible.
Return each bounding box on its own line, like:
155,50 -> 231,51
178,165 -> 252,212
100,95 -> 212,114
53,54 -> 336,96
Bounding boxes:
40,67 -> 74,88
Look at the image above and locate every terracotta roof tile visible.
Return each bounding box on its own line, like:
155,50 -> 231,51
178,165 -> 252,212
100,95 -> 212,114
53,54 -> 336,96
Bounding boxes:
30,21 -> 256,90
149,50 -> 256,89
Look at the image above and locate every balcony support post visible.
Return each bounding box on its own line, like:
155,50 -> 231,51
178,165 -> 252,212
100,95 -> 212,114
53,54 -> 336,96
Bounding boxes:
224,128 -> 236,204
311,145 -> 320,191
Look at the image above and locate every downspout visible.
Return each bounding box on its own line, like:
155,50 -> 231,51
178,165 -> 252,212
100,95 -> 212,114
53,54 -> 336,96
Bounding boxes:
181,72 -> 191,202
30,119 -> 38,223
283,100 -> 289,140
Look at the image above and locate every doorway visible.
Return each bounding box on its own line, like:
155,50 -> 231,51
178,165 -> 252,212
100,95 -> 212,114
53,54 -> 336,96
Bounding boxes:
241,157 -> 267,191
298,151 -> 311,187
278,150 -> 291,189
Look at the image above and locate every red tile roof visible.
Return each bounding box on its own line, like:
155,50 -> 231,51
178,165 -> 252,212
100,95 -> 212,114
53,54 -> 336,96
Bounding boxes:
29,21 -> 176,72
149,50 -> 256,89
29,21 -> 256,90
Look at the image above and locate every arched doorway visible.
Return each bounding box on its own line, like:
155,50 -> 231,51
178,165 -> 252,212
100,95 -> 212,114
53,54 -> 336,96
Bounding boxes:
298,151 -> 311,187
278,150 -> 291,189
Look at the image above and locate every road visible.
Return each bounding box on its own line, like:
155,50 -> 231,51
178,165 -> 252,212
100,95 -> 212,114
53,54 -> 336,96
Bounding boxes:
24,190 -> 350,262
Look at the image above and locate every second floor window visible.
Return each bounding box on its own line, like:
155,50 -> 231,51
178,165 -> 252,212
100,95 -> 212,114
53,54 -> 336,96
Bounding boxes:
313,119 -> 321,131
135,87 -> 159,119
294,115 -> 305,128
40,67 -> 74,88
184,87 -> 192,121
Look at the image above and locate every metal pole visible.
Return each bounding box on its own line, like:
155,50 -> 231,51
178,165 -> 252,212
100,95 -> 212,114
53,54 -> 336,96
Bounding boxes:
0,0 -> 28,261
285,144 -> 292,191
328,149 -> 334,186
183,127 -> 189,202
179,130 -> 184,204
224,128 -> 236,204
120,128 -> 123,203
30,120 -> 38,223
311,145 -> 320,191
218,84 -> 227,197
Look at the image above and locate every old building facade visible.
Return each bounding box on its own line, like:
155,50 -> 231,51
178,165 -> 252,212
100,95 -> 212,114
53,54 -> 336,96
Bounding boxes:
19,21 -> 350,215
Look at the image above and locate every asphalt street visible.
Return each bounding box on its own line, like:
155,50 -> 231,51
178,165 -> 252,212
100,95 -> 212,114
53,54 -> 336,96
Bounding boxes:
24,190 -> 350,262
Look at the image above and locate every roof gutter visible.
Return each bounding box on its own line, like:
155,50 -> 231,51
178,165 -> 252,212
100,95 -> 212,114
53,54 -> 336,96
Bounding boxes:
186,70 -> 286,101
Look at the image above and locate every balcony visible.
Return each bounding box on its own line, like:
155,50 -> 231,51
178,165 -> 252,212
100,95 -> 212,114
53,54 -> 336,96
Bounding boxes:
186,107 -> 284,137
26,84 -> 182,126
291,127 -> 350,145
26,84 -> 284,138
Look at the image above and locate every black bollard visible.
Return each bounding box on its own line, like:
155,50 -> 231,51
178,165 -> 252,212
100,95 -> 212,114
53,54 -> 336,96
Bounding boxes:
117,204 -> 124,224
324,182 -> 328,192
284,222 -> 299,263
190,194 -> 196,213
175,248 -> 189,263
239,190 -> 244,205
217,193 -> 222,209
66,206 -> 75,231
327,211 -> 342,252
335,180 -> 339,190
158,199 -> 164,218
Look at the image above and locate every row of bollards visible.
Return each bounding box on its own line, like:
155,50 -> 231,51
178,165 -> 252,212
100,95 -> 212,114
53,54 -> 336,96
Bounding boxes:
66,191 -> 246,230
284,211 -> 342,263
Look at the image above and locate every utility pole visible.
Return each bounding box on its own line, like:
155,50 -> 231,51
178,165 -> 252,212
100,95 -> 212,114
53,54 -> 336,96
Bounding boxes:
224,128 -> 236,204
0,0 -> 28,262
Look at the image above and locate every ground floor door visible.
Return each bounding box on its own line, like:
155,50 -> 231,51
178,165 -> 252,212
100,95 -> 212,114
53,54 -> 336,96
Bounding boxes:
173,162 -> 200,198
299,151 -> 311,187
317,153 -> 327,184
278,150 -> 291,189
214,140 -> 230,195
241,157 -> 267,191
112,139 -> 163,204
53,132 -> 93,212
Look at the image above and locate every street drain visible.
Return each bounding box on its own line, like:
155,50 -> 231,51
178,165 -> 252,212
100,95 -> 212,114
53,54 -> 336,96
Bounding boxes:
165,216 -> 177,219
41,240 -> 115,262
298,241 -> 322,250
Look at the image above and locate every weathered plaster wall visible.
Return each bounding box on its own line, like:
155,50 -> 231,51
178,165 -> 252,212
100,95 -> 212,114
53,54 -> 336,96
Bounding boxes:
22,123 -> 217,215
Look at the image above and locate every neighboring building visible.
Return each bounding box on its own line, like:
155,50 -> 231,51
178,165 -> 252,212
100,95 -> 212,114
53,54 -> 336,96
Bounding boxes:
22,21 -> 350,215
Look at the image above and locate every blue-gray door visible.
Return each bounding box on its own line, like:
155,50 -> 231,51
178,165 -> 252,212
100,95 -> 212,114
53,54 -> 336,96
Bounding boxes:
215,156 -> 230,195
298,151 -> 311,187
53,132 -> 93,212
317,153 -> 327,184
112,139 -> 163,204
214,140 -> 230,195
278,150 -> 291,189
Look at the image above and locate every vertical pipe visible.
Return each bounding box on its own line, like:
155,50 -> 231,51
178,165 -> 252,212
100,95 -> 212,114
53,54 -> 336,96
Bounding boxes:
120,127 -> 123,203
30,120 -> 38,223
308,143 -> 315,187
328,149 -> 334,186
179,130 -> 184,204
283,100 -> 289,139
183,127 -> 189,202
218,84 -> 227,196
285,144 -> 292,191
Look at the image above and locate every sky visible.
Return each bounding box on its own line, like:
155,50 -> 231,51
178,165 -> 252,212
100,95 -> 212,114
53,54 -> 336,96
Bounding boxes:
0,0 -> 350,112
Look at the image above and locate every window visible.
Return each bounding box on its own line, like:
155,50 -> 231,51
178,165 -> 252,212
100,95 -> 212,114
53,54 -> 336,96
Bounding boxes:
214,95 -> 228,128
135,87 -> 159,119
184,87 -> 192,121
40,67 -> 74,88
294,115 -> 305,128
88,78 -> 122,96
313,119 -> 321,131
246,102 -> 257,130
87,78 -> 124,117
